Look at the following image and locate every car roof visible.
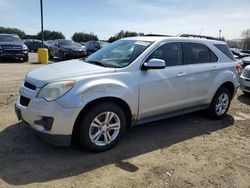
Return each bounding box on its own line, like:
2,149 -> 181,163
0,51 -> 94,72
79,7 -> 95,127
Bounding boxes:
122,36 -> 226,45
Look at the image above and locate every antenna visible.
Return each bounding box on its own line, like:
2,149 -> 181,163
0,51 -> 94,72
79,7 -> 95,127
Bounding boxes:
199,28 -> 204,36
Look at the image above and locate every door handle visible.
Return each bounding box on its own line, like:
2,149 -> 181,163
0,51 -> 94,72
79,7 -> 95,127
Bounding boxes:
176,72 -> 187,77
211,66 -> 218,71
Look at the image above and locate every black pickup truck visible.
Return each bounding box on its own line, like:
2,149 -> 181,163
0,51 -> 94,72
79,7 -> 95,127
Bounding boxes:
0,34 -> 28,62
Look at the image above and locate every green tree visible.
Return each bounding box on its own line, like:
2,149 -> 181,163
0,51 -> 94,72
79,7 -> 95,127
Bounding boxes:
108,30 -> 144,42
72,32 -> 98,42
37,30 -> 65,40
0,26 -> 26,38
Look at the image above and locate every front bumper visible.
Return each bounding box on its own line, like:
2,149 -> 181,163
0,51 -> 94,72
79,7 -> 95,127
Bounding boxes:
15,85 -> 82,146
239,75 -> 250,93
0,50 -> 28,58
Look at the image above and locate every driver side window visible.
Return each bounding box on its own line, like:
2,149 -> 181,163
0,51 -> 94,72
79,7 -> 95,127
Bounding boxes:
147,42 -> 183,66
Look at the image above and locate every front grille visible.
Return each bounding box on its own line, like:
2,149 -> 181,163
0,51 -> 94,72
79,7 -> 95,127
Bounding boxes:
2,45 -> 22,53
242,69 -> 250,78
20,96 -> 30,107
2,46 -> 22,50
24,81 -> 36,90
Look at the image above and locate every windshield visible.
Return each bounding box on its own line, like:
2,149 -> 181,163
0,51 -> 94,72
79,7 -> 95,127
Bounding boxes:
85,40 -> 152,68
0,35 -> 21,43
59,40 -> 78,47
99,41 -> 109,48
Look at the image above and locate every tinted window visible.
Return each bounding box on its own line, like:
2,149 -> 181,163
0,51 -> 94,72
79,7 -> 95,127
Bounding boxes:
147,42 -> 183,66
58,40 -> 77,47
185,43 -> 218,64
214,44 -> 235,60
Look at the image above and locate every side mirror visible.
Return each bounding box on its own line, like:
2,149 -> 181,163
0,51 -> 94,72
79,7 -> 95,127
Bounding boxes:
142,58 -> 166,70
94,45 -> 100,49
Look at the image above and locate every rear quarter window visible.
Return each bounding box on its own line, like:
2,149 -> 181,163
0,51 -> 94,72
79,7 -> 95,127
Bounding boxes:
214,44 -> 235,61
184,43 -> 218,64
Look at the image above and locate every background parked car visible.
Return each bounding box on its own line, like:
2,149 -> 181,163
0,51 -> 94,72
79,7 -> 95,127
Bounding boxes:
231,48 -> 249,59
49,39 -> 87,60
241,56 -> 250,69
239,65 -> 250,95
0,34 -> 28,62
241,50 -> 250,55
23,39 -> 46,52
85,41 -> 110,55
79,42 -> 86,47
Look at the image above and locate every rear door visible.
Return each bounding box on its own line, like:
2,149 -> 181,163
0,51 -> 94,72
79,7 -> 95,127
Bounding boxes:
183,42 -> 219,106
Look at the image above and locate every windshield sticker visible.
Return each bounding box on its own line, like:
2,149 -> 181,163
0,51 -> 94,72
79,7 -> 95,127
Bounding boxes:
135,41 -> 151,46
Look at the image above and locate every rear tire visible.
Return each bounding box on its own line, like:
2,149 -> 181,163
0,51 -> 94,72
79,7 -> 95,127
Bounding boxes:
78,102 -> 127,152
49,51 -> 53,59
207,87 -> 232,119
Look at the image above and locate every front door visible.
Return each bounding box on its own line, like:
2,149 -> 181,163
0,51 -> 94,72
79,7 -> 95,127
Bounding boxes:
138,42 -> 189,120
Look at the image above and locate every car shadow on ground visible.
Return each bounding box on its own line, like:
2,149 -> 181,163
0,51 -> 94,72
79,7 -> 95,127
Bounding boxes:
0,58 -> 25,63
0,113 -> 234,185
237,93 -> 250,105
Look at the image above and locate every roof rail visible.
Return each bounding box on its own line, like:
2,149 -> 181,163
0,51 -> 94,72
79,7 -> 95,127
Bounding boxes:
144,34 -> 172,37
177,34 -> 220,41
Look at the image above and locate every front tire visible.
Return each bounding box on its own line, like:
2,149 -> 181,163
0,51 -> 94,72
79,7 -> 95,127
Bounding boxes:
23,53 -> 29,62
242,91 -> 250,96
207,87 -> 232,119
59,51 -> 65,61
78,102 -> 127,152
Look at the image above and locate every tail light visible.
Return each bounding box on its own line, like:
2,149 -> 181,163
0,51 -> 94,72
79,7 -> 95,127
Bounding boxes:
236,63 -> 242,74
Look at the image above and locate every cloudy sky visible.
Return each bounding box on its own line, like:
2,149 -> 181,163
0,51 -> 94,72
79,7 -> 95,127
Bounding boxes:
0,0 -> 249,40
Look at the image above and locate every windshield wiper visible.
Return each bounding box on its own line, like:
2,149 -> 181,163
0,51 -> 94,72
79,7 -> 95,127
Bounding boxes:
85,60 -> 107,67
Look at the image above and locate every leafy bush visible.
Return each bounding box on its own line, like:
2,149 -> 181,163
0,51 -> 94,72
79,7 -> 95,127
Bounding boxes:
72,32 -> 98,42
0,26 -> 26,38
108,30 -> 144,42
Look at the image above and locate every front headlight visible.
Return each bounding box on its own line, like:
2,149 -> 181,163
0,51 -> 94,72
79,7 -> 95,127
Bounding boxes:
22,45 -> 28,50
37,81 -> 75,101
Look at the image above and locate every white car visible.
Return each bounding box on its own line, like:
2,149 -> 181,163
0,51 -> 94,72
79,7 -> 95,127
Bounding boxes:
240,65 -> 250,94
15,35 -> 239,151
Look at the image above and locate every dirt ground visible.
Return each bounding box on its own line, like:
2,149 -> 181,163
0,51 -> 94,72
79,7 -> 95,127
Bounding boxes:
0,53 -> 249,188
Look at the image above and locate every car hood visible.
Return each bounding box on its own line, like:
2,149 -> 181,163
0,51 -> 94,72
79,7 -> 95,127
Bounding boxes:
0,42 -> 23,46
26,59 -> 116,87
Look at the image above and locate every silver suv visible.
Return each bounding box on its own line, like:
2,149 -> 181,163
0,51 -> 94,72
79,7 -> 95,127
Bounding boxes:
15,35 -> 239,151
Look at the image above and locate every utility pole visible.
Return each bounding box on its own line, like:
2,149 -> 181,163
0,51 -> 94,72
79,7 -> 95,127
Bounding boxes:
40,0 -> 44,45
219,29 -> 221,39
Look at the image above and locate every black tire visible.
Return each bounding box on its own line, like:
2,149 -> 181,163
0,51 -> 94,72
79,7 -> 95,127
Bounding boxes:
59,51 -> 65,61
78,102 -> 127,152
242,91 -> 250,96
23,53 -> 29,62
207,87 -> 232,119
49,51 -> 53,59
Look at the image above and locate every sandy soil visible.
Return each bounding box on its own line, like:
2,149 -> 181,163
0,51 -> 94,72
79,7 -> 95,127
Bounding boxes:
0,54 -> 249,187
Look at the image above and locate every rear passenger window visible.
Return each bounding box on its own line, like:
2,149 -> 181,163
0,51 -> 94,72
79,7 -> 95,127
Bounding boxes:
147,42 -> 182,66
184,43 -> 218,64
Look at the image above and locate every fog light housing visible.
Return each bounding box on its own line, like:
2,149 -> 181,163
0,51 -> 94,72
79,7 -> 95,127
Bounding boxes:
34,117 -> 54,130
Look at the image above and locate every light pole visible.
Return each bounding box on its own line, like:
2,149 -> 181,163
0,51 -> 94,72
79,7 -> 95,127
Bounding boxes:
219,29 -> 221,39
40,0 -> 44,45
38,0 -> 48,64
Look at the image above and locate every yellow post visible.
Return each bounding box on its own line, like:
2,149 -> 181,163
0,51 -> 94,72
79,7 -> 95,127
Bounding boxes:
38,48 -> 48,64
